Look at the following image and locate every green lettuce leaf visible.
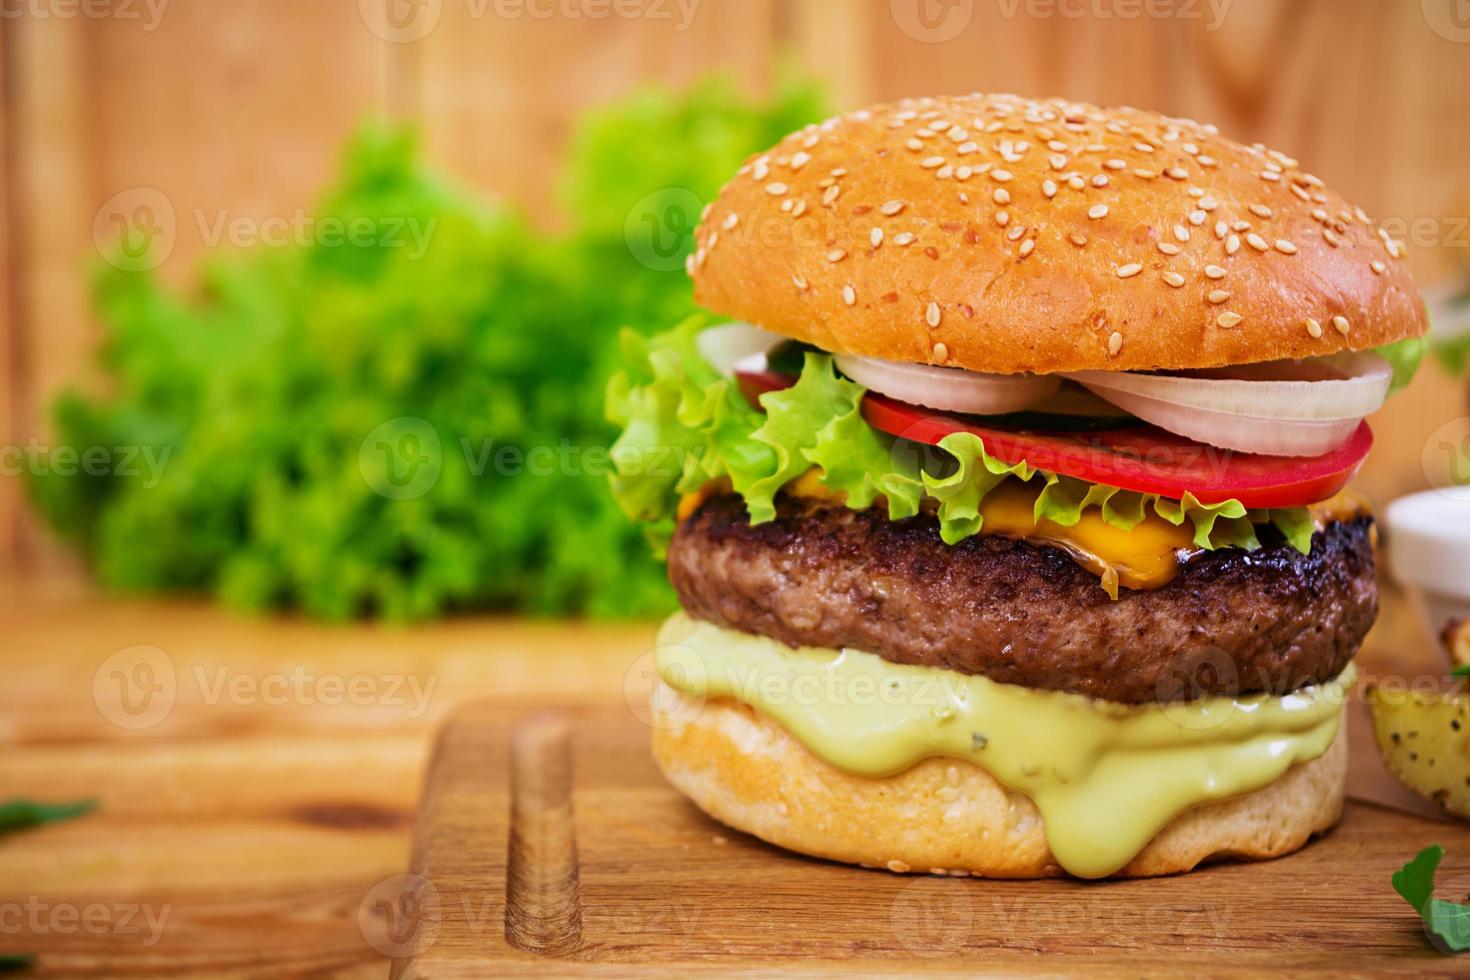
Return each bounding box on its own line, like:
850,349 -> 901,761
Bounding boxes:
606,322 -> 1318,557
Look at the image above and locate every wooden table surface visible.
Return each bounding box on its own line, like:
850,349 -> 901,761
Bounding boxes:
0,561 -> 1454,976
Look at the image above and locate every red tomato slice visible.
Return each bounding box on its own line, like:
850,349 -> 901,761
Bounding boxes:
736,369 -> 1370,508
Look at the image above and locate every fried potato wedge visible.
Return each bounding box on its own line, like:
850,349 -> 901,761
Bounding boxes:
1367,683 -> 1470,820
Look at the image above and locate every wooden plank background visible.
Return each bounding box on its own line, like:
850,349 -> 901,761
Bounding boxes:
2,0 -> 1468,568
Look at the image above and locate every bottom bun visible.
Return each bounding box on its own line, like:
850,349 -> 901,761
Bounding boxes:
652,684 -> 1347,879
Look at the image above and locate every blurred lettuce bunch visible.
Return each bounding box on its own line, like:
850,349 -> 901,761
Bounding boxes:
28,76 -> 827,620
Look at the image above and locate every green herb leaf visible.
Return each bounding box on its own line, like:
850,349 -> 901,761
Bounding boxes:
1393,845 -> 1470,952
0,954 -> 36,971
0,799 -> 97,835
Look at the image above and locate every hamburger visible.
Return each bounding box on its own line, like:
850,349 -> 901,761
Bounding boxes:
606,93 -> 1427,878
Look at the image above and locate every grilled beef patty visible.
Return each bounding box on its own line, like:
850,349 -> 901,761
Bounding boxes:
668,493 -> 1377,704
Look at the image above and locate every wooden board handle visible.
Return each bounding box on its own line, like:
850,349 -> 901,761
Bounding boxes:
504,711 -> 583,955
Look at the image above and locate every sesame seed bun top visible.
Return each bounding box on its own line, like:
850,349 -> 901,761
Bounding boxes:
688,93 -> 1428,375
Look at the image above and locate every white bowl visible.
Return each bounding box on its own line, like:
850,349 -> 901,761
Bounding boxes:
1384,490 -> 1470,646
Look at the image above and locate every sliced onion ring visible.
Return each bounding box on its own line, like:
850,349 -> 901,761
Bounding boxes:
1064,353 -> 1392,457
834,354 -> 1060,416
696,322 -> 784,376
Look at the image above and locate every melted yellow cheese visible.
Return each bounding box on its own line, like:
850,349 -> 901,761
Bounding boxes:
656,614 -> 1351,879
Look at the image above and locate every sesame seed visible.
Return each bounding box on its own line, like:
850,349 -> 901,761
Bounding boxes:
1050,154 -> 1068,170
790,152 -> 810,170
881,200 -> 906,216
792,273 -> 808,290
991,169 -> 1014,183
1117,263 -> 1143,278
926,302 -> 942,327
1249,203 -> 1272,219
1333,315 -> 1350,336
936,165 -> 954,179
1157,241 -> 1181,256
1068,232 -> 1088,247
843,285 -> 856,306
1019,238 -> 1036,257
1068,175 -> 1085,191
1199,196 -> 1218,211
1226,235 -> 1241,255
906,138 -> 924,152
993,188 -> 1011,205
824,185 -> 842,206
1189,210 -> 1207,226
1007,223 -> 1026,242
1043,179 -> 1058,198
958,141 -> 979,154
1173,225 -> 1191,243
765,182 -> 788,196
921,156 -> 945,169
827,248 -> 847,263
1246,233 -> 1269,252
1162,271 -> 1186,287
1205,265 -> 1226,279
1134,168 -> 1158,179
1207,289 -> 1231,304
1274,239 -> 1298,255
871,227 -> 884,247
894,232 -> 917,246
723,213 -> 739,230
1305,317 -> 1323,339
956,166 -> 973,180
1104,158 -> 1126,171
1165,167 -> 1188,180
792,200 -> 808,217
995,211 -> 1010,227
1260,170 -> 1280,182
753,158 -> 770,180
1216,311 -> 1243,328
1088,204 -> 1109,220
933,342 -> 949,363
1322,229 -> 1340,247
1371,260 -> 1386,275
1108,331 -> 1123,356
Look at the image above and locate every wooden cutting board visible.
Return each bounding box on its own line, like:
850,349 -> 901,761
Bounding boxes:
387,699 -> 1470,977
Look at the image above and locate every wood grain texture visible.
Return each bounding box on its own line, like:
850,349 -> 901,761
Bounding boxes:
0,559 -> 1464,974
395,699 -> 1470,977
